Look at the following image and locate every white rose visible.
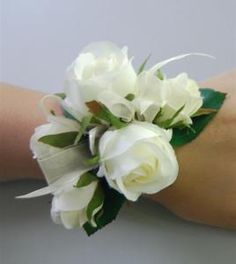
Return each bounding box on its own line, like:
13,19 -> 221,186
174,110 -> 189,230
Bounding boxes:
51,181 -> 98,229
159,73 -> 203,126
64,41 -> 137,121
29,115 -> 100,229
133,53 -> 209,126
133,71 -> 165,122
30,115 -> 80,159
134,72 -> 202,126
97,122 -> 178,201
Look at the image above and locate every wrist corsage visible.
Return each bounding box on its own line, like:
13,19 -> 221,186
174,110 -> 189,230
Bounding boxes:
18,42 -> 226,235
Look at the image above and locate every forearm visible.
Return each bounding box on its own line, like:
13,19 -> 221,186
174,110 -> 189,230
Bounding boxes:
0,72 -> 234,182
150,69 -> 236,229
0,70 -> 235,188
0,83 -> 45,181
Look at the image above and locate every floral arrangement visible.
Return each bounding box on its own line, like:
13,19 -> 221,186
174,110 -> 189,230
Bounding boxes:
18,42 -> 226,235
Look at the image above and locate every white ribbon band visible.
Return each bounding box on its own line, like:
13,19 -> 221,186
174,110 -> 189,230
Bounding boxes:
17,144 -> 92,199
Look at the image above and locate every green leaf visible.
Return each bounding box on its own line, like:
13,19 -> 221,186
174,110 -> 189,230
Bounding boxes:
170,88 -> 226,147
156,105 -> 185,128
153,108 -> 163,123
192,108 -> 217,117
167,120 -> 185,129
105,109 -> 127,129
83,180 -> 126,236
170,105 -> 185,121
156,69 -> 164,80
86,184 -> 104,227
74,115 -> 92,144
63,109 -> 77,121
125,93 -> 135,101
75,172 -> 98,188
201,88 -> 226,109
138,54 -> 151,74
86,101 -> 127,129
55,93 -> 66,99
38,131 -> 78,148
85,155 -> 100,166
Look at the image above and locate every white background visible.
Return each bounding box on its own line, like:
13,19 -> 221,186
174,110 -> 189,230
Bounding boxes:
0,0 -> 236,264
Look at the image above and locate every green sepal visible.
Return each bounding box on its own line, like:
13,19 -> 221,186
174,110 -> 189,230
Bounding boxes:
38,131 -> 78,148
85,155 -> 100,166
83,180 -> 126,236
54,93 -> 66,99
200,88 -> 227,109
156,105 -> 185,128
125,93 -> 135,101
75,172 -> 98,188
192,108 -> 217,117
74,115 -> 92,144
153,108 -> 163,123
138,54 -> 151,74
86,184 -> 104,227
156,69 -> 164,80
170,88 -> 226,147
86,101 -> 127,129
63,109 -> 77,121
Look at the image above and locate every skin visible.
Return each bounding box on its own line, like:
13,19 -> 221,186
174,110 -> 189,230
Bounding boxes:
0,70 -> 236,229
150,70 -> 236,229
0,84 -> 61,181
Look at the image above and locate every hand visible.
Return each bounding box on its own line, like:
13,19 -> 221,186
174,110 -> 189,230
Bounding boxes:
149,70 -> 236,229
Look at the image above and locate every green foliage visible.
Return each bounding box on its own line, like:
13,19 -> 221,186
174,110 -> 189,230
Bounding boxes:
75,172 -> 98,188
170,88 -> 226,147
38,131 -> 78,148
192,108 -> 217,117
86,184 -> 104,226
86,101 -> 127,129
156,105 -> 185,128
54,93 -> 66,99
125,93 -> 135,101
138,54 -> 151,74
156,69 -> 164,80
200,88 -> 226,109
74,115 -> 92,144
83,180 -> 126,236
63,109 -> 77,121
85,155 -> 100,166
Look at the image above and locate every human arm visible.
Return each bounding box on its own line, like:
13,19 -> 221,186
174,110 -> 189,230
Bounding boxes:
0,83 -> 45,181
1,70 -> 236,230
149,70 -> 236,229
